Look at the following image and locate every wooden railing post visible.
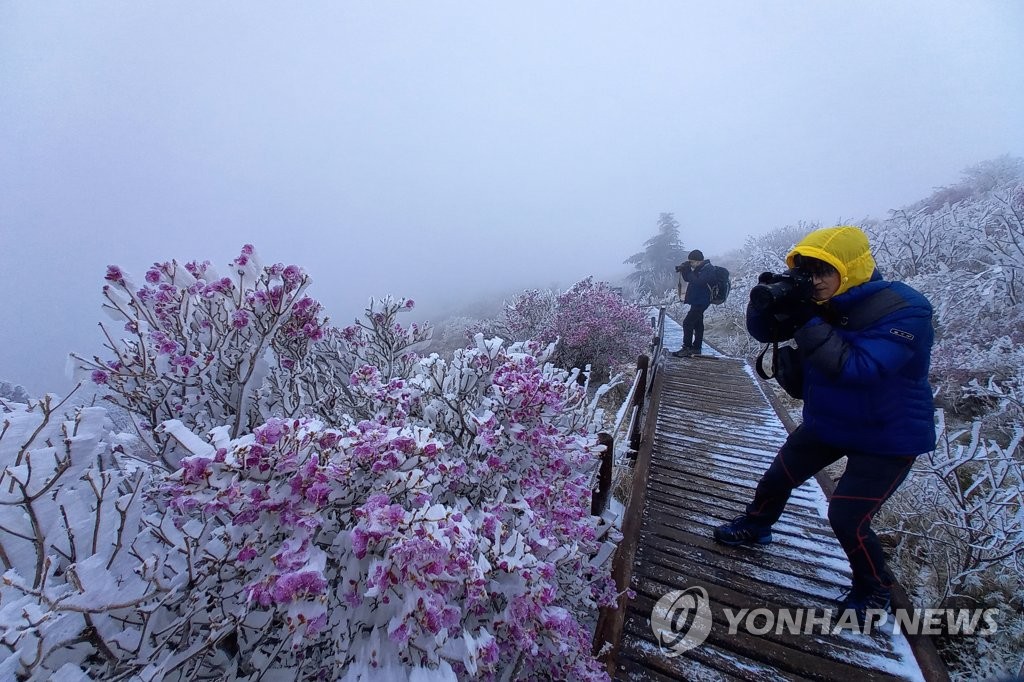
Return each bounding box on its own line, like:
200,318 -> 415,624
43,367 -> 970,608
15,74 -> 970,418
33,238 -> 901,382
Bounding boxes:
591,432 -> 614,516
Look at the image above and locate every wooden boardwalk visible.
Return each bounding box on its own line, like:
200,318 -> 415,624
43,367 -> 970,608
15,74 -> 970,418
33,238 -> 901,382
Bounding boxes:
607,350 -> 927,681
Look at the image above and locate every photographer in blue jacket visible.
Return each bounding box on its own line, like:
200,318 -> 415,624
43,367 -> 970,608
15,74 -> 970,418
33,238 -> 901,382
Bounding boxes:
714,225 -> 936,624
672,249 -> 717,357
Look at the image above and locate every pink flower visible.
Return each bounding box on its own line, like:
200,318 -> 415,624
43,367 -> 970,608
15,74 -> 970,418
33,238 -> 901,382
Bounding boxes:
385,504 -> 406,525
184,260 -> 210,279
306,612 -> 328,636
237,547 -> 258,562
283,264 -> 302,287
104,265 -> 125,284
305,481 -> 331,505
255,419 -> 286,446
272,570 -> 327,603
268,286 -> 284,309
172,354 -> 196,371
351,528 -> 369,558
303,323 -> 324,341
389,621 -> 411,646
231,310 -> 250,329
181,456 -> 211,483
90,370 -> 109,385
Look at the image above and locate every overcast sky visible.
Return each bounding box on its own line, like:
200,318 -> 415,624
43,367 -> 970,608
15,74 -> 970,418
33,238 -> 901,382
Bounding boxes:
2,1 -> 1023,396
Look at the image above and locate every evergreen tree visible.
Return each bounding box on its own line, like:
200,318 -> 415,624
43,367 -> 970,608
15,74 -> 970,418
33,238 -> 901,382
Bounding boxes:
624,212 -> 689,299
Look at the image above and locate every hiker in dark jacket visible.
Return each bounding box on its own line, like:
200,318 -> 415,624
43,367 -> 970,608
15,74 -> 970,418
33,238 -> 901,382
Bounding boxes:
673,249 -> 716,357
714,225 -> 935,625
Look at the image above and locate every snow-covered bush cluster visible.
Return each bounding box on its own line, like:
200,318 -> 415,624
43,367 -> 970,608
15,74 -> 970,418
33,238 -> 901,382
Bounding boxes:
0,394 -> 151,681
1,247 -> 619,681
879,412 -> 1024,680
72,247 -> 331,470
444,278 -> 651,384
862,156 -> 1024,420
544,278 -> 651,382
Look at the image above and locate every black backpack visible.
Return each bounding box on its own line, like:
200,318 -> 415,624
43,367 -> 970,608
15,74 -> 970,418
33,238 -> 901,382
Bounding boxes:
709,266 -> 731,305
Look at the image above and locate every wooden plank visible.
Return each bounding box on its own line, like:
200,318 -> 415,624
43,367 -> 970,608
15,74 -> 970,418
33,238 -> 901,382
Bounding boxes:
617,627 -> 795,682
638,520 -> 848,584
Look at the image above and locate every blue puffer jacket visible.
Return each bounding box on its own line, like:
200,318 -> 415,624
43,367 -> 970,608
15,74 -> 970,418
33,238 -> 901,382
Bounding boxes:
682,261 -> 716,306
748,273 -> 936,456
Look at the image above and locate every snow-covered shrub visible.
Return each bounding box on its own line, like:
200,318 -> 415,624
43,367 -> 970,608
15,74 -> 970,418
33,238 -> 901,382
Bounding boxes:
127,336 -> 616,680
0,392 -> 155,681
887,413 -> 1023,603
427,315 -> 490,357
259,296 -> 430,427
544,278 -> 650,382
72,246 -> 329,469
880,410 -> 1024,680
0,381 -> 30,403
862,162 -> 1024,417
474,279 -> 649,383
20,260 -> 618,680
499,289 -> 557,343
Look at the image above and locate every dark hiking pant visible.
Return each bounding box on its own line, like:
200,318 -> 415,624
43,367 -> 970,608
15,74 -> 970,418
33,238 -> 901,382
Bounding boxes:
683,304 -> 709,351
745,426 -> 915,592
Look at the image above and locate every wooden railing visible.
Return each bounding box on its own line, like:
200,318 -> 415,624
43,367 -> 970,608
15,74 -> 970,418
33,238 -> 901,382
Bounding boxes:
590,307 -> 669,664
590,306 -> 668,515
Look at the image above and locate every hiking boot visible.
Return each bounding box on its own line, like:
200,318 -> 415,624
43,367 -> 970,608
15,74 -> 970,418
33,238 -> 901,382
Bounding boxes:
713,515 -> 773,546
671,347 -> 694,358
838,584 -> 891,628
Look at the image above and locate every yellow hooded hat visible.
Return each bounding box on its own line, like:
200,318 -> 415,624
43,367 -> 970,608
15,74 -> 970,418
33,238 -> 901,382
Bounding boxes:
786,225 -> 876,297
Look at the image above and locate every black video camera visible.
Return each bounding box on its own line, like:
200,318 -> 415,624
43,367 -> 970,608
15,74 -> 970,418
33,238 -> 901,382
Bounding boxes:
749,268 -> 814,312
674,262 -> 691,273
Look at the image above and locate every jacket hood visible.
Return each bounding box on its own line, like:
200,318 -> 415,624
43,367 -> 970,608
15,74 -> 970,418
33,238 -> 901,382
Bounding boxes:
786,225 -> 876,297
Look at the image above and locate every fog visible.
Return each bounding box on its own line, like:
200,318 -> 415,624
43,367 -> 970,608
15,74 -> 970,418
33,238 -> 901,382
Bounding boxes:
2,2 -> 1022,396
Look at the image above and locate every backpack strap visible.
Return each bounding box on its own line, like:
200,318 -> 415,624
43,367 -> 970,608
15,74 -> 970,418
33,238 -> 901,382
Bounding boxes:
835,287 -> 909,330
756,340 -> 779,380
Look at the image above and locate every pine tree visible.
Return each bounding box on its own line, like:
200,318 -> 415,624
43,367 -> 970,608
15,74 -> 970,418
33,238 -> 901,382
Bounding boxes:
624,212 -> 689,299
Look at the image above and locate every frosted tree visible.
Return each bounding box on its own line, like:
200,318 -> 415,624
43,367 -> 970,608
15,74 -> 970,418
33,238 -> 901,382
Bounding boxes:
623,212 -> 689,300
